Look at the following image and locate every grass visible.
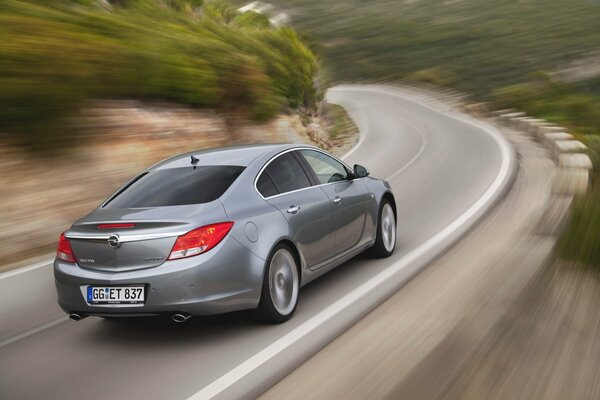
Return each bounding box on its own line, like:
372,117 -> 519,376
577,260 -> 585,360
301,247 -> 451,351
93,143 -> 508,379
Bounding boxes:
557,136 -> 600,269
558,184 -> 600,269
322,103 -> 356,140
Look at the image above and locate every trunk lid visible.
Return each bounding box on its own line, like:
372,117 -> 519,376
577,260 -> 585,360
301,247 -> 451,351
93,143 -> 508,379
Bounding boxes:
65,201 -> 228,272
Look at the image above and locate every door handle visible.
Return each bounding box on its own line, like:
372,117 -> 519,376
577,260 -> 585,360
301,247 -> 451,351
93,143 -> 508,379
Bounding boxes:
333,197 -> 342,205
287,205 -> 300,214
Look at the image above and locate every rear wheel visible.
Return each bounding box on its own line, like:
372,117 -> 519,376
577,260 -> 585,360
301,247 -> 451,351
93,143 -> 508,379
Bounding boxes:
368,199 -> 396,258
255,244 -> 300,323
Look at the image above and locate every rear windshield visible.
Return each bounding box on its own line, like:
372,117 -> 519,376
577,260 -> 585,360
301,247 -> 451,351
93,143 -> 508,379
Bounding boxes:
104,165 -> 245,208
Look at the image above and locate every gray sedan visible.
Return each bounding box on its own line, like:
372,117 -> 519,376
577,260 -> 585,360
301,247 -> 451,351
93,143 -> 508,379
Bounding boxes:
54,144 -> 397,323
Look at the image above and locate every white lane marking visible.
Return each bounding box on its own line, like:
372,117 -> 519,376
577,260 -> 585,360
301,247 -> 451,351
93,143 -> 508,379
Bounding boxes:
0,316 -> 68,348
187,87 -> 514,400
330,94 -> 428,184
385,117 -> 428,181
332,94 -> 428,179
341,124 -> 366,160
0,257 -> 54,280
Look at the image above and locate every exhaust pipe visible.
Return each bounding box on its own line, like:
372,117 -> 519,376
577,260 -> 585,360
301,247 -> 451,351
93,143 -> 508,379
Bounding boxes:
69,313 -> 86,321
171,313 -> 191,323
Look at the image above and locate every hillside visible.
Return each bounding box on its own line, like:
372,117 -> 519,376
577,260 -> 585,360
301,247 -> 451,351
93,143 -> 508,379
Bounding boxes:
266,0 -> 599,131
267,0 -> 599,90
0,0 -> 319,153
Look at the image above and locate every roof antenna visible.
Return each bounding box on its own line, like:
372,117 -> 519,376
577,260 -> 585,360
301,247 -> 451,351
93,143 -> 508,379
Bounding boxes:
190,155 -> 199,165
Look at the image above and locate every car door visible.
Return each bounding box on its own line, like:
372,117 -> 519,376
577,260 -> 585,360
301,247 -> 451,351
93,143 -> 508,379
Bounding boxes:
258,151 -> 335,270
298,149 -> 371,260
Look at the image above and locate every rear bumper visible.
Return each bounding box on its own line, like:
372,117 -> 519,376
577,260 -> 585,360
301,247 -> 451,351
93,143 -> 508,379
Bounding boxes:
54,237 -> 265,316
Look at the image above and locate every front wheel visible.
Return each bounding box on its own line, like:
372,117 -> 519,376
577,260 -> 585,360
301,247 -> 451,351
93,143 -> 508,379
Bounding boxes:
367,199 -> 397,258
255,244 -> 300,323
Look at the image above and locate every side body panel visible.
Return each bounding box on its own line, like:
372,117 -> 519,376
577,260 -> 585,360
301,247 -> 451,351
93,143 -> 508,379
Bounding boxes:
318,179 -> 372,262
265,188 -> 335,269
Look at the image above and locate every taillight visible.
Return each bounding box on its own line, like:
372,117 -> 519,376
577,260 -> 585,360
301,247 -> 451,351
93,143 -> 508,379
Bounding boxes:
168,222 -> 234,260
57,232 -> 76,263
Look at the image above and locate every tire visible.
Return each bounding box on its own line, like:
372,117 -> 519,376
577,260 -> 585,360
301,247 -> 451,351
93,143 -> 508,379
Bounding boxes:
255,243 -> 300,323
367,199 -> 397,258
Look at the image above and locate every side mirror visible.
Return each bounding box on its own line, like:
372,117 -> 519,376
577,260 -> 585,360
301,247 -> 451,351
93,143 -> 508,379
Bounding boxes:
353,164 -> 370,178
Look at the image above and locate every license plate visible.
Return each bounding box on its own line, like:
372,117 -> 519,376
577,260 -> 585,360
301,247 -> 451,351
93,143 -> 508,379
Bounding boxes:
87,286 -> 145,304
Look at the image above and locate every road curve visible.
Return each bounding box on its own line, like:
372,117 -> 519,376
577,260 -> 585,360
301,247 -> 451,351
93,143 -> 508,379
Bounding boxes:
0,85 -> 515,400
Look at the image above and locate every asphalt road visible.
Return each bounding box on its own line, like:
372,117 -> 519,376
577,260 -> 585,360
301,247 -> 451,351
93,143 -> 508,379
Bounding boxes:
0,85 -> 514,400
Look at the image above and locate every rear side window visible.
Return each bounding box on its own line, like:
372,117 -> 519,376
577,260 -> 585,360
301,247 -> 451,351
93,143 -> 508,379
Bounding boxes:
104,165 -> 245,208
263,153 -> 311,195
256,173 -> 278,198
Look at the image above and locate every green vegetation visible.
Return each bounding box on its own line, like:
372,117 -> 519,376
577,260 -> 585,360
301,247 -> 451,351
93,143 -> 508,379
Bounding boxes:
558,135 -> 600,268
322,103 -> 356,140
267,1 -> 597,85
266,0 -> 600,129
493,77 -> 600,136
559,184 -> 600,269
265,0 -> 600,266
0,0 -> 319,153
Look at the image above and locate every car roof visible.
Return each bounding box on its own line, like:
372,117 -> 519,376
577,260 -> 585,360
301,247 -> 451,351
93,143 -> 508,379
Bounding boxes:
150,143 -> 307,170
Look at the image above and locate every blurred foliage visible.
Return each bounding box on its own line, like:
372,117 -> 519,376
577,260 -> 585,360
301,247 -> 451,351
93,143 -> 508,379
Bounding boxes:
407,68 -> 456,87
493,78 -> 600,135
265,0 -> 600,90
559,187 -> 600,269
558,135 -> 600,269
322,103 -> 351,140
0,0 -> 319,153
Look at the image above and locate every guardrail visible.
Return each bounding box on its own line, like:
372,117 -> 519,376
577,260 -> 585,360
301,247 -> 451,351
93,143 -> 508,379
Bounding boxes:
490,108 -> 592,196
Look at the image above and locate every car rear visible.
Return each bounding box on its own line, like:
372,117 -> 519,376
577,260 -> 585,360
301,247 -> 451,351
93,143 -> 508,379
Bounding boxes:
54,163 -> 265,319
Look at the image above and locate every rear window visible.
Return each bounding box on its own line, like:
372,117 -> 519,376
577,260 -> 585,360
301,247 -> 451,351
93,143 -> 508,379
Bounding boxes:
104,165 -> 245,208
